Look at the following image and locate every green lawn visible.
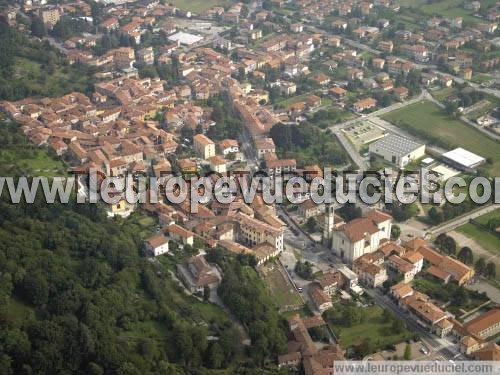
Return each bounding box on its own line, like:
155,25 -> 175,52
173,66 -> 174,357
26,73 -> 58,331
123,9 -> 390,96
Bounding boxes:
457,210 -> 500,258
473,209 -> 500,226
169,0 -> 229,12
458,223 -> 500,257
471,74 -> 493,84
382,101 -> 500,175
413,276 -> 489,316
419,0 -> 480,24
0,149 -> 66,176
328,305 -> 411,350
431,87 -> 458,102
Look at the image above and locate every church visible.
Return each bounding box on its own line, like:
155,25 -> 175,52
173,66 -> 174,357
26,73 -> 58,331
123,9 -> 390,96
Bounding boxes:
324,205 -> 392,264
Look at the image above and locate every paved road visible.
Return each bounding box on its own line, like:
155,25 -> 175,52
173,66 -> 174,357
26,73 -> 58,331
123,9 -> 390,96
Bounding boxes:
327,90 -> 432,170
426,204 -> 499,238
327,90 -> 431,133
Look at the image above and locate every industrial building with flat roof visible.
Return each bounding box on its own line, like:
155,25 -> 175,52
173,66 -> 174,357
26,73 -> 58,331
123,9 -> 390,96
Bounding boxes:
441,147 -> 485,171
168,32 -> 203,46
368,133 -> 426,168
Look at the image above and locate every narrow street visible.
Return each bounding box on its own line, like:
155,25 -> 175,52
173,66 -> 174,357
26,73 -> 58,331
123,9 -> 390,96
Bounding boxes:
365,288 -> 463,361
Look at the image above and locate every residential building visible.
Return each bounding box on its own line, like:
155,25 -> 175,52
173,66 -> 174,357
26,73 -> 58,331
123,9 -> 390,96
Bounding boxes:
166,224 -> 194,246
233,212 -> 284,252
144,234 -> 169,257
218,139 -> 239,155
298,199 -> 320,219
353,98 -> 377,112
309,284 -> 333,312
193,134 -> 216,159
177,255 -> 221,293
209,155 -> 227,173
255,137 -> 275,158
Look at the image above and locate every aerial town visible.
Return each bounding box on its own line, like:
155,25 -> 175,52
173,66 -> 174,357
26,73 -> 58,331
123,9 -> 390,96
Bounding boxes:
0,0 -> 499,374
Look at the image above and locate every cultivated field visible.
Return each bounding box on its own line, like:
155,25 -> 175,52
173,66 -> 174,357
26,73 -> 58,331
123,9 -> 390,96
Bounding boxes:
382,101 -> 500,175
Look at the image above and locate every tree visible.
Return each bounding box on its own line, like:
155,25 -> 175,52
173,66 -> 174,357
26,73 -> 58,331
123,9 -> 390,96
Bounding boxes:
404,343 -> 411,360
207,342 -> 224,369
452,287 -> 469,307
203,285 -> 211,301
486,262 -> 496,279
443,236 -> 457,255
391,224 -> 401,239
31,16 -> 46,38
428,207 -> 443,225
304,217 -> 318,233
475,257 -> 486,276
457,247 -> 473,265
391,318 -> 405,334
295,260 -> 314,280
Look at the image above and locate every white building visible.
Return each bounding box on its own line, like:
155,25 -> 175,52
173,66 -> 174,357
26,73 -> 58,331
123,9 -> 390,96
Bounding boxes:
144,234 -> 169,257
369,133 -> 426,168
168,32 -> 203,46
441,147 -> 485,171
330,210 -> 392,264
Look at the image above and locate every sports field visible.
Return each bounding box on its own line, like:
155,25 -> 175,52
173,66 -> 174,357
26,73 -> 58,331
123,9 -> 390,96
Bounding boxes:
169,0 -> 229,13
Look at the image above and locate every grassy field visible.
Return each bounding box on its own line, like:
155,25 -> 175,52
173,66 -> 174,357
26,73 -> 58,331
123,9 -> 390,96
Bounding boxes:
431,87 -> 458,102
419,0 -> 480,24
457,223 -> 500,257
0,149 -> 65,176
260,261 -> 303,311
169,0 -> 229,12
382,101 -> 500,175
471,74 -> 493,84
329,305 -> 411,349
457,209 -> 500,257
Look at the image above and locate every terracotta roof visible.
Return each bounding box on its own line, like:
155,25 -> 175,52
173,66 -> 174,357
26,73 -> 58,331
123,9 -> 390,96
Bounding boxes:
474,343 -> 500,361
364,209 -> 392,224
146,234 -> 168,248
464,307 -> 500,337
316,271 -> 342,289
338,217 -> 379,242
427,265 -> 451,281
402,250 -> 423,264
461,335 -> 478,348
390,282 -> 413,299
309,285 -> 331,306
166,224 -> 194,239
379,241 -> 405,257
193,133 -> 214,147
255,137 -> 275,150
209,155 -> 226,166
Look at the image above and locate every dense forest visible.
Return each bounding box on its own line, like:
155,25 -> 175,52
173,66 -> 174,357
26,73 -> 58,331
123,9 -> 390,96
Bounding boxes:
0,17 -> 95,101
269,122 -> 349,167
0,121 -> 289,374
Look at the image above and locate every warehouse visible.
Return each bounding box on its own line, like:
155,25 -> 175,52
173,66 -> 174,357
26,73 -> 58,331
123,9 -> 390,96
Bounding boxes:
441,147 -> 485,171
368,133 -> 426,168
168,32 -> 203,46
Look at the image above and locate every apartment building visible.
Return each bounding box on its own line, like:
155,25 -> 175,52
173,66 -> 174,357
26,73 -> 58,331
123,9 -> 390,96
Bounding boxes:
193,133 -> 216,159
